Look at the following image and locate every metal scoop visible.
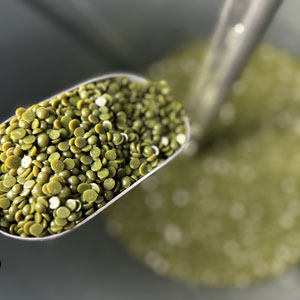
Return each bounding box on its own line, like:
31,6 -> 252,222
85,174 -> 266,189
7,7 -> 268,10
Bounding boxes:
0,73 -> 190,241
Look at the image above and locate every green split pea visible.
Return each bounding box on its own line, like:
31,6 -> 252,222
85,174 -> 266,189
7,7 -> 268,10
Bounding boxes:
0,76 -> 186,238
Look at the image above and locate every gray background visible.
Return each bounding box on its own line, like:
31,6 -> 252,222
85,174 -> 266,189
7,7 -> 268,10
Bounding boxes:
1,0 -> 300,299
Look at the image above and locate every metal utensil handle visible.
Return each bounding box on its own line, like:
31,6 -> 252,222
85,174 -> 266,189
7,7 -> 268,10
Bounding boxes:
189,0 -> 283,143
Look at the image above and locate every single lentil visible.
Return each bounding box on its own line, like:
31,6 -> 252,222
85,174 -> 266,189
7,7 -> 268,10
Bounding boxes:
82,189 -> 98,202
29,223 -> 43,237
3,176 -> 16,188
51,159 -> 64,173
103,178 -> 115,191
49,197 -> 60,209
129,158 -> 140,170
65,199 -> 77,211
56,206 -> 71,219
64,158 -> 75,170
74,137 -> 87,148
47,181 -> 62,195
121,176 -> 131,189
98,168 -> 109,180
11,128 -> 26,139
105,150 -> 117,161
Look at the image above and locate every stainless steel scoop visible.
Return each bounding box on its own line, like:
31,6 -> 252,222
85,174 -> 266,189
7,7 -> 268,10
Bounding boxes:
0,72 -> 190,241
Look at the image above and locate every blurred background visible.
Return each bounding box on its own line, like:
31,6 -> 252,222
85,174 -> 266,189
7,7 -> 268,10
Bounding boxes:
1,0 -> 300,299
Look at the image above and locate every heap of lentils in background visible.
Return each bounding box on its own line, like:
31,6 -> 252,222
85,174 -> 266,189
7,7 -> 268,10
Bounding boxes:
104,43 -> 300,287
0,76 -> 186,238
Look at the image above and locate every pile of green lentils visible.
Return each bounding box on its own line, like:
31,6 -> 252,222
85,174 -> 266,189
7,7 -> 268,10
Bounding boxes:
0,76 -> 186,238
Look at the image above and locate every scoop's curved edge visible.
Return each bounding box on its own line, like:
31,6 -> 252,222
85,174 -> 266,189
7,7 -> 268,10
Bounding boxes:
0,73 -> 190,242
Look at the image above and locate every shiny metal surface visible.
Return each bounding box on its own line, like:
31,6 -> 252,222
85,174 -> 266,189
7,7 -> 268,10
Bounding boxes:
189,0 -> 282,143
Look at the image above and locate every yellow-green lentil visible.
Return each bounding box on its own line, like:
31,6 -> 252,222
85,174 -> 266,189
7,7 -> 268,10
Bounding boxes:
21,156 -> 32,168
55,217 -> 67,227
64,158 -> 75,170
48,152 -> 60,161
37,133 -> 50,147
74,137 -> 87,148
6,156 -> 21,169
23,135 -> 36,144
11,128 -> 26,139
77,183 -> 90,194
74,127 -> 85,137
47,181 -> 62,195
29,223 -> 43,237
129,158 -> 140,170
0,198 -> 10,209
121,176 -> 131,189
24,180 -> 35,189
65,199 -> 77,211
103,178 -> 115,191
91,160 -> 102,172
22,110 -> 35,123
58,142 -> 69,152
3,176 -> 16,188
80,155 -> 93,165
36,107 -> 49,119
138,163 -> 148,176
49,130 -> 60,140
108,166 -> 116,177
51,159 -> 64,173
90,147 -> 101,158
56,206 -> 71,219
82,189 -> 98,202
69,119 -> 80,131
105,149 -> 117,161
98,168 -> 109,180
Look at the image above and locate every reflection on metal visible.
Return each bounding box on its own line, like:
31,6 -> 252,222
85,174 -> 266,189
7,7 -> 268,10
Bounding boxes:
188,0 -> 283,146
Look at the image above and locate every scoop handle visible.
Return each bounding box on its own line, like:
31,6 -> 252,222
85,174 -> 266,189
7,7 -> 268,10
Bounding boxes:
189,0 -> 283,144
